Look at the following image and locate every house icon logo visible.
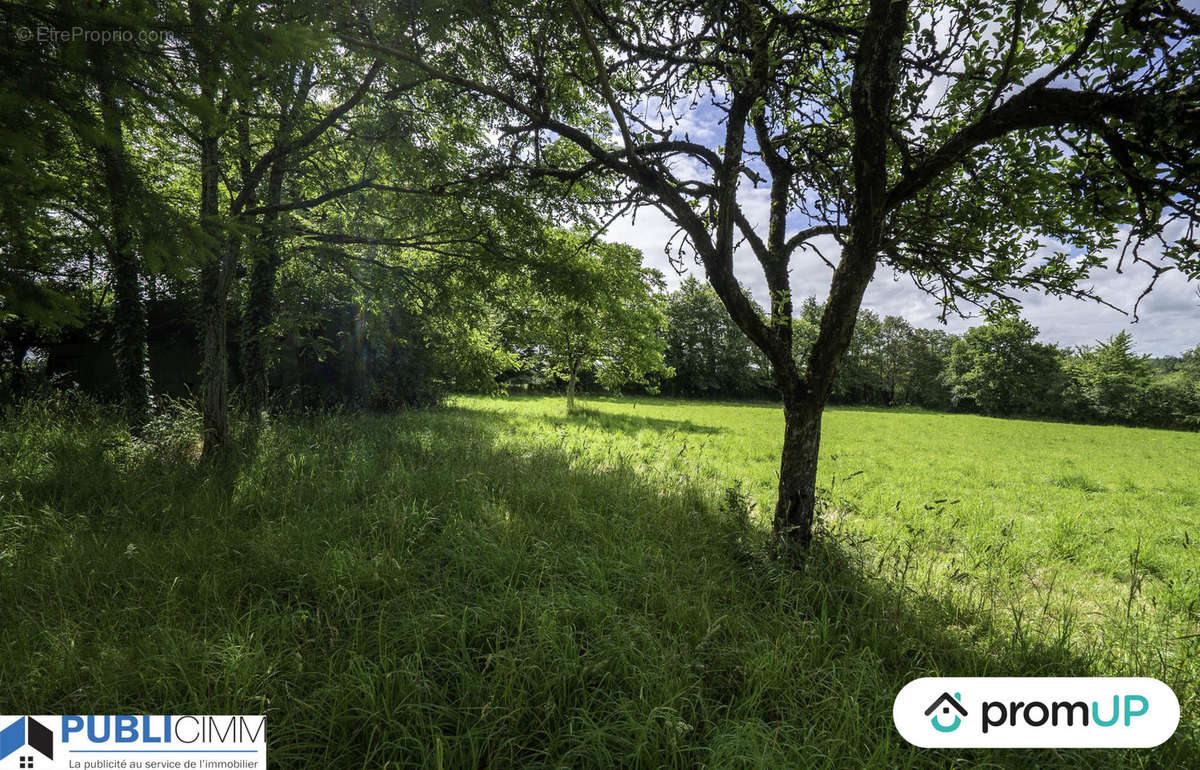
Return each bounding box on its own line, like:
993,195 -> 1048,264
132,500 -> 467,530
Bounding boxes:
925,692 -> 967,733
0,717 -> 54,768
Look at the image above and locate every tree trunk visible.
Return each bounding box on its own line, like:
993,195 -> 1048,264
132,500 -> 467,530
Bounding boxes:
9,341 -> 30,399
198,123 -> 230,457
767,0 -> 908,549
774,402 -> 822,550
240,64 -> 313,417
241,158 -> 287,416
193,14 -> 241,458
96,61 -> 150,429
566,362 -> 578,410
200,257 -> 228,455
200,232 -> 243,454
240,246 -> 278,416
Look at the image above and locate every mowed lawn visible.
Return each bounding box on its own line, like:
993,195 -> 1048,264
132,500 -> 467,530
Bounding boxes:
1,394 -> 1197,768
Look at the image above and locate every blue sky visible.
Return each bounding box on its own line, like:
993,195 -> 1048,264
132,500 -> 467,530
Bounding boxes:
597,61 -> 1199,356
604,198 -> 1199,356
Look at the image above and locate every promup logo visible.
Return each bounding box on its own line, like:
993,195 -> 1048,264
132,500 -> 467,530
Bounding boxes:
894,677 -> 1180,748
924,692 -> 967,733
0,717 -> 54,767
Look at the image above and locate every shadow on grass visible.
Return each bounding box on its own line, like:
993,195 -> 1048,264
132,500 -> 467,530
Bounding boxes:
451,399 -> 726,437
549,406 -> 724,436
0,403 -> 1190,769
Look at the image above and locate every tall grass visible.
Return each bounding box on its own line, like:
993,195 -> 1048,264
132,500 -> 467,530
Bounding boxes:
0,393 -> 1194,767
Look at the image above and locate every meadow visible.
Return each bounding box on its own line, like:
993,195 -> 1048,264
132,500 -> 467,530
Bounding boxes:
0,393 -> 1196,768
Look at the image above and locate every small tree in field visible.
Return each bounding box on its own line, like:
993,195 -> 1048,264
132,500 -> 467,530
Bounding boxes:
514,235 -> 670,409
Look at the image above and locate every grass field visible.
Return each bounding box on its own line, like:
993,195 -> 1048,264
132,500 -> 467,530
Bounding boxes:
1,393 -> 1196,767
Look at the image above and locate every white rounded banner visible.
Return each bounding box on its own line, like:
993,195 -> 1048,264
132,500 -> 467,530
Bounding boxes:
894,677 -> 1180,748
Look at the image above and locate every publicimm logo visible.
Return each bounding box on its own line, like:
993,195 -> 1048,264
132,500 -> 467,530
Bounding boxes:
0,715 -> 265,769
894,678 -> 1180,748
0,717 -> 54,766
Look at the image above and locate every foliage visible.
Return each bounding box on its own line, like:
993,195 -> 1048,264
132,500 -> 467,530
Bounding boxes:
1,0 -> 597,427
945,317 -> 1066,416
265,256 -> 469,410
661,277 -> 772,399
787,298 -> 954,408
899,327 -> 957,410
503,233 -> 671,404
1142,372 -> 1200,429
1063,331 -> 1155,423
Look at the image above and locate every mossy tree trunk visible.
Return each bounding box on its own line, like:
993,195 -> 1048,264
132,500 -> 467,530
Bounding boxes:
241,64 -> 312,417
241,158 -> 286,417
198,126 -> 229,457
195,18 -> 235,458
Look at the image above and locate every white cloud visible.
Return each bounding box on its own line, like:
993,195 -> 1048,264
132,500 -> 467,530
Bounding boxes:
605,211 -> 1200,356
595,5 -> 1200,357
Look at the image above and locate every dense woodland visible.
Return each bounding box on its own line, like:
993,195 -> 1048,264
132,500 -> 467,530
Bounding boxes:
3,0 -> 1198,548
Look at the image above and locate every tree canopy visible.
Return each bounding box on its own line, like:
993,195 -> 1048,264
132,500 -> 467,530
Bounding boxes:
503,232 -> 670,408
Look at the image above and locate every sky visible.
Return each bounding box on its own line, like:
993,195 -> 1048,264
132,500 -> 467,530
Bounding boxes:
604,205 -> 1200,357
594,9 -> 1200,358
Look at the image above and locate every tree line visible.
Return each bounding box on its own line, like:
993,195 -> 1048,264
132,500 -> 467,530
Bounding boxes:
11,246 -> 1197,431
652,277 -> 1200,429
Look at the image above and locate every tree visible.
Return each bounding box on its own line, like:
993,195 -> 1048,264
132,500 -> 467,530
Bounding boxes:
1177,345 -> 1200,380
945,317 -> 1064,416
2,1 -> 182,424
831,307 -> 884,404
508,234 -> 670,409
1147,344 -> 1200,427
237,57 -> 319,417
663,277 -> 771,398
352,0 -> 1200,548
877,315 -> 912,405
1063,331 -> 1155,422
2,0 -> 604,431
901,328 -> 955,409
162,0 -> 390,453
